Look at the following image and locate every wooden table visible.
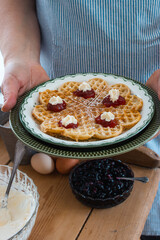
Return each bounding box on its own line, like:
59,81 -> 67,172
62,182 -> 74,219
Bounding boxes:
0,138 -> 160,240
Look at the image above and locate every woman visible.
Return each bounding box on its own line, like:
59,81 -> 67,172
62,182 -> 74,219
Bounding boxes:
0,0 -> 159,238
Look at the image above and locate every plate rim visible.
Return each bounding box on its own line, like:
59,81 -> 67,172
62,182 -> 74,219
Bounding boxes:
9,111 -> 160,159
19,73 -> 155,148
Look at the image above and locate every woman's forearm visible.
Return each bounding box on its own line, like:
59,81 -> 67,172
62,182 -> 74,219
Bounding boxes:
0,0 -> 40,64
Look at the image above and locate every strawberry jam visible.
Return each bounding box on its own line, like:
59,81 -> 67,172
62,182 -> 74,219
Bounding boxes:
95,115 -> 118,128
102,95 -> 126,107
47,101 -> 66,112
58,121 -> 78,129
73,89 -> 95,99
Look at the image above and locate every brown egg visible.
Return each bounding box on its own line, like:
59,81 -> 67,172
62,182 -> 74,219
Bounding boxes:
56,158 -> 79,174
31,153 -> 55,174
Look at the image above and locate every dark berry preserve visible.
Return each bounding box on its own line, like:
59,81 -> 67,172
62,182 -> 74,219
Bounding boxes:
73,89 -> 95,99
102,95 -> 126,107
95,115 -> 118,128
47,101 -> 66,112
69,158 -> 134,208
58,120 -> 78,129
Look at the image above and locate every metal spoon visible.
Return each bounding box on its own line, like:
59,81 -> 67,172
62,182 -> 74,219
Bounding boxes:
116,177 -> 149,183
1,140 -> 26,208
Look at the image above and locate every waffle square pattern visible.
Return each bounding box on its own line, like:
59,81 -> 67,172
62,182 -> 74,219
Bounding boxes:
32,78 -> 143,141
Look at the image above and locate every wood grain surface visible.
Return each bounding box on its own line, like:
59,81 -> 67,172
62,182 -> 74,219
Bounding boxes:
10,164 -> 159,240
78,166 -> 160,240
0,136 -> 159,240
0,137 -> 9,164
113,146 -> 160,168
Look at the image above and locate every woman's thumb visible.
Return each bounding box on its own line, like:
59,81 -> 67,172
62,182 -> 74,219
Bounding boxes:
1,76 -> 19,112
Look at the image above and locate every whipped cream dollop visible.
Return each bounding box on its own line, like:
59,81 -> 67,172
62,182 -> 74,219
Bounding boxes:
0,184 -> 35,240
61,115 -> 77,126
78,82 -> 91,92
49,96 -> 63,105
108,89 -> 119,102
100,112 -> 115,122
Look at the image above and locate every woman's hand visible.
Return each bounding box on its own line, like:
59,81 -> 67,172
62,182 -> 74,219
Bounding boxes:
1,60 -> 49,112
146,69 -> 160,100
0,0 -> 46,112
146,69 -> 160,138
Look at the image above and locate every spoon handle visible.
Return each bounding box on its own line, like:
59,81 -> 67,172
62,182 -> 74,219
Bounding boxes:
117,177 -> 149,183
2,140 -> 26,207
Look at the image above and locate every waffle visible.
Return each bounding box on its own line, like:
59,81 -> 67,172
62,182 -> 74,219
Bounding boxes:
124,95 -> 143,111
91,106 -> 141,136
58,78 -> 109,106
58,78 -> 109,95
109,107 -> 142,129
41,108 -> 95,141
40,107 -> 123,141
111,83 -> 131,97
32,105 -> 64,123
39,90 -> 64,105
32,105 -> 52,123
32,78 -> 143,141
39,90 -> 75,107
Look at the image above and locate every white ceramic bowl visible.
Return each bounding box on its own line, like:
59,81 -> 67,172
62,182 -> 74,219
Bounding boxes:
0,165 -> 39,240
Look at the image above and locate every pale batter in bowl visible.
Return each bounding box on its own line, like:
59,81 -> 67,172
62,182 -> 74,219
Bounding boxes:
0,165 -> 39,240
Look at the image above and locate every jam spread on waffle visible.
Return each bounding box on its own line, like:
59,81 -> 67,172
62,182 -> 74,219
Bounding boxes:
58,120 -> 78,129
73,89 -> 95,99
102,95 -> 126,107
47,101 -> 66,112
95,115 -> 118,128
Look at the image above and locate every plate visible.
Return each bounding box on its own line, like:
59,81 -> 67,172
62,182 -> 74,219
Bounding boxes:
10,81 -> 160,159
19,73 -> 155,148
20,73 -> 154,148
19,73 -> 154,148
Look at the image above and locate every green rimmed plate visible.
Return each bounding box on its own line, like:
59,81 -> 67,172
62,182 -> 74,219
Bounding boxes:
10,75 -> 160,159
18,73 -> 154,148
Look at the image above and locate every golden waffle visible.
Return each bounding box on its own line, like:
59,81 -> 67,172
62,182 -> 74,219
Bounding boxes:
90,107 -> 123,139
39,90 -> 75,107
32,105 -> 65,123
40,108 -> 95,141
120,110 -> 142,129
40,107 -> 123,141
32,78 -> 143,141
111,83 -> 131,97
58,78 -> 109,95
58,81 -> 80,95
125,95 -> 143,111
32,105 -> 51,123
113,95 -> 143,112
58,78 -> 109,107
109,107 -> 142,129
91,106 -> 141,133
39,90 -> 64,105
87,78 -> 109,94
